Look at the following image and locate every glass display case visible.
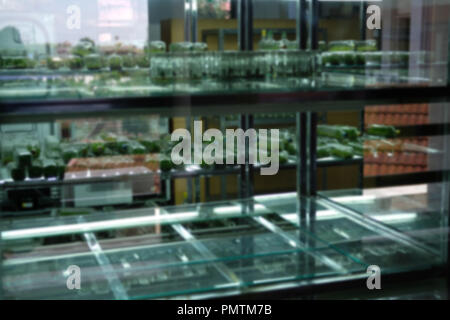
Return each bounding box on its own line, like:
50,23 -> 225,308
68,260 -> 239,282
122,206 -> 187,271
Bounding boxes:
0,0 -> 449,299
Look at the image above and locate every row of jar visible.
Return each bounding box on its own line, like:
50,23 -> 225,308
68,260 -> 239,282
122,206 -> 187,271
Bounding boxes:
0,54 -> 151,71
321,51 -> 431,68
150,50 -> 317,82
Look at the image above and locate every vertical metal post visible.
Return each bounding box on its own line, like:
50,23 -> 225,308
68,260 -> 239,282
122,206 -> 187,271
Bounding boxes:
239,113 -> 255,267
219,116 -> 228,200
238,114 -> 255,200
358,106 -> 365,191
296,114 -> 308,274
191,0 -> 199,42
239,0 -> 253,51
448,21 -> 450,87
308,112 -> 318,196
360,1 -> 367,40
297,0 -> 308,50
359,1 -> 367,191
185,0 -> 192,42
297,111 -> 318,280
0,233 -> 3,299
445,23 -> 450,293
297,113 -> 307,197
186,117 -> 193,203
239,115 -> 247,200
296,111 -> 317,197
309,0 -> 319,50
237,0 -> 254,201
247,115 -> 255,199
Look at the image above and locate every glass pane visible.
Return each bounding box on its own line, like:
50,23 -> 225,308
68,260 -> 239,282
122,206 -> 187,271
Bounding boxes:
318,102 -> 449,259
319,0 -> 449,86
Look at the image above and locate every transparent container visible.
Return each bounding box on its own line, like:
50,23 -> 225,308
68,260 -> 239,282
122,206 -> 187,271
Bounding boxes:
218,51 -> 238,79
322,52 -> 355,67
193,42 -> 208,52
66,55 -> 84,71
47,57 -> 64,70
186,52 -> 205,80
365,51 -> 383,67
267,51 -> 315,78
355,52 -> 367,66
286,41 -> 299,51
202,52 -> 219,79
122,54 -> 137,69
321,52 -> 340,67
410,51 -> 431,66
135,54 -> 150,69
169,42 -> 193,53
150,54 -> 172,82
84,54 -> 104,71
251,51 -> 268,78
278,32 -> 290,50
1,56 -> 33,70
356,40 -> 377,52
72,38 -> 97,58
258,31 -> 278,51
328,40 -> 356,52
108,54 -> 123,71
148,41 -> 167,54
258,30 -> 268,51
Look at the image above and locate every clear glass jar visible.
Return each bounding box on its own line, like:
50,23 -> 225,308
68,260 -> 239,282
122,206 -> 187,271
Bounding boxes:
193,42 -> 208,52
355,52 -> 366,66
150,53 -> 172,82
136,54 -> 150,69
84,54 -> 103,71
122,54 -> 136,68
252,51 -> 268,79
169,42 -> 193,53
365,51 -> 382,67
356,40 -> 377,52
321,52 -> 340,67
66,55 -> 84,70
148,41 -> 166,54
328,40 -> 356,52
47,56 -> 65,70
1,56 -> 33,69
321,52 -> 354,67
108,54 -> 123,71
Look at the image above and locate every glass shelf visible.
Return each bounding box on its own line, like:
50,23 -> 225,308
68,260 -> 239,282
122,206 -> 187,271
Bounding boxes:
1,194 -> 445,299
254,192 -> 444,272
0,70 -> 446,106
2,253 -> 116,299
321,183 -> 449,251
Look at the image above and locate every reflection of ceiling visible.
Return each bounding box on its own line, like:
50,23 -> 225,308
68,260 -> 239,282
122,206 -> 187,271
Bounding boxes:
98,0 -> 134,27
0,0 -> 149,46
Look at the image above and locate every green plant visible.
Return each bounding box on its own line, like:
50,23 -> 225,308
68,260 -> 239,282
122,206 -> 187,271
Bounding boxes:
47,57 -> 64,70
85,54 -> 103,71
343,53 -> 355,66
68,56 -> 84,70
122,55 -> 136,68
136,55 -> 150,68
108,54 -> 123,71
